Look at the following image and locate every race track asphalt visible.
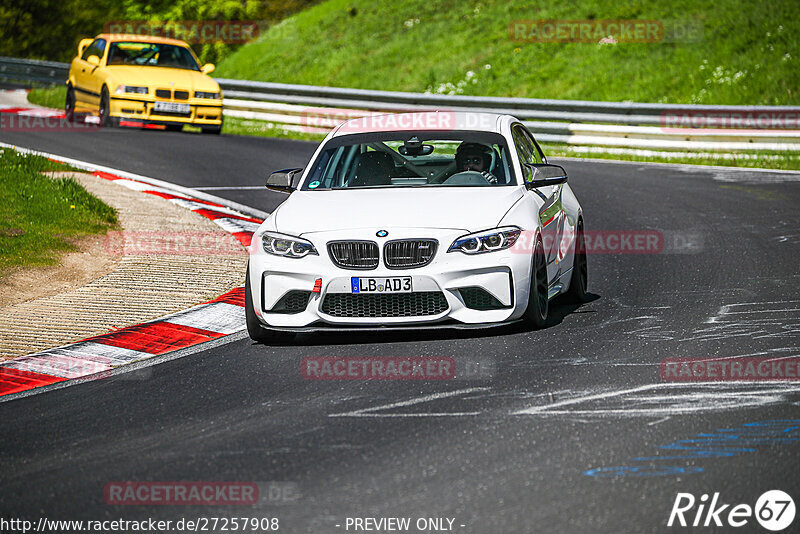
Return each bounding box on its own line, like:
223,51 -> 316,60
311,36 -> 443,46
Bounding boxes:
1,126 -> 799,533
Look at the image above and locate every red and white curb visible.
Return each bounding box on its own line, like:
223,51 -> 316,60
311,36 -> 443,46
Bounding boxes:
90,170 -> 263,247
0,106 -> 65,118
0,146 -> 266,399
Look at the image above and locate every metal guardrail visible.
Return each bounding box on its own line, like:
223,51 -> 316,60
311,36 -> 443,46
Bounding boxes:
216,78 -> 800,127
0,57 -> 69,88
2,55 -> 799,152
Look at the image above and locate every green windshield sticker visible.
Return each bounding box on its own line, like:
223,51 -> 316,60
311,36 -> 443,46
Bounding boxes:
309,181 -> 320,189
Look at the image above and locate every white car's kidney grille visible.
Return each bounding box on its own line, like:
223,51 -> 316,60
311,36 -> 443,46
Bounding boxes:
383,239 -> 438,269
321,292 -> 448,317
328,241 -> 379,270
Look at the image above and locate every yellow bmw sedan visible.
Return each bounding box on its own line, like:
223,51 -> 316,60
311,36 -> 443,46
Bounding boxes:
66,34 -> 223,134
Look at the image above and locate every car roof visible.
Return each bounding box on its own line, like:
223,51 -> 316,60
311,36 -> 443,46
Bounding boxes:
95,34 -> 191,47
330,111 -> 516,137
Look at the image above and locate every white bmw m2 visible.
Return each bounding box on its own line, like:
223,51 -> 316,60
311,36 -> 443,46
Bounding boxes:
245,112 -> 587,342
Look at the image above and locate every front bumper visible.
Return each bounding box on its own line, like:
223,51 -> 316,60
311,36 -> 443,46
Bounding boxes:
248,229 -> 534,329
109,95 -> 223,126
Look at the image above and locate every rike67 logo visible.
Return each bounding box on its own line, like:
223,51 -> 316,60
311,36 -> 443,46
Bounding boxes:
668,490 -> 795,531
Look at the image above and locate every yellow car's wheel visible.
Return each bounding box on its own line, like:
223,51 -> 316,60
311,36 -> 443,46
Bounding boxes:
99,87 -> 118,128
65,85 -> 75,123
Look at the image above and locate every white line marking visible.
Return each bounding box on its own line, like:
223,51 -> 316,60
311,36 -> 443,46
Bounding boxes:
328,387 -> 489,418
514,382 -> 800,417
647,416 -> 671,426
721,309 -> 800,315
192,186 -> 266,191
724,300 -> 800,307
515,384 -> 658,414
332,412 -> 482,417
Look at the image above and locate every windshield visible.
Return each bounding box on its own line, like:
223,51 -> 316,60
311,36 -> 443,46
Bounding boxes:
107,42 -> 200,71
301,131 -> 516,190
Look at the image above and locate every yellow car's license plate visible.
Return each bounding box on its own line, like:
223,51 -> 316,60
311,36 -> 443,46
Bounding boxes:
153,101 -> 190,114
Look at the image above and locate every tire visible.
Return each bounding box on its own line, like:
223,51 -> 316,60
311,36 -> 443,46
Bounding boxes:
245,265 -> 294,344
99,88 -> 117,128
521,237 -> 549,329
564,219 -> 588,303
65,85 -> 76,122
201,125 -> 222,135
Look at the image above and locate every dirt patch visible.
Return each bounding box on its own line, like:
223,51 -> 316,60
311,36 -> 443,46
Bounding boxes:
0,228 -> 26,237
0,233 -> 118,308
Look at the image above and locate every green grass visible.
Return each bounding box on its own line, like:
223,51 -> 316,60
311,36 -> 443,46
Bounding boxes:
216,0 -> 798,105
28,86 -> 66,110
0,149 -> 118,275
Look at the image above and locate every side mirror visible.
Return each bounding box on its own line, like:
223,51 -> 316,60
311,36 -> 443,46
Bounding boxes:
86,55 -> 100,67
266,168 -> 303,193
524,163 -> 568,189
201,63 -> 215,75
78,38 -> 93,57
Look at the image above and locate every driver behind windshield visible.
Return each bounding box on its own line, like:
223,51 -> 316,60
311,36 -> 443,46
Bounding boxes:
454,142 -> 498,184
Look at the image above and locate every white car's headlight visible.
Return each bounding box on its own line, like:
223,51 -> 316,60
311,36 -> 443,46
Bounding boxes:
261,232 -> 318,258
448,226 -> 522,254
115,85 -> 148,95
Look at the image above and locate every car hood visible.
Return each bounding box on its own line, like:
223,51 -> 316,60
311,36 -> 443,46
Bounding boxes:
105,66 -> 219,91
273,187 -> 525,235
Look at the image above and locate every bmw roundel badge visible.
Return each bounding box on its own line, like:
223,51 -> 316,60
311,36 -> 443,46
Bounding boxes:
376,230 -> 389,237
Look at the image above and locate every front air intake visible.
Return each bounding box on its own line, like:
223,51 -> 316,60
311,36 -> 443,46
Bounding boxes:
459,287 -> 509,310
267,291 -> 311,314
321,292 -> 448,317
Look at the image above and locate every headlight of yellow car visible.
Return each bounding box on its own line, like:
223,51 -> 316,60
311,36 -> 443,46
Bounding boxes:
115,86 -> 148,95
194,91 -> 221,99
